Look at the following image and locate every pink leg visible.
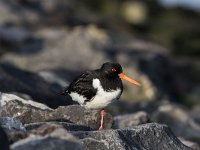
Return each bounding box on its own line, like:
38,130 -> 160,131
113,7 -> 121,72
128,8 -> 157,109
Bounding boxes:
98,109 -> 105,130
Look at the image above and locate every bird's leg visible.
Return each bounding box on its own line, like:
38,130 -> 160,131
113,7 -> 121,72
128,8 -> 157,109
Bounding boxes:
98,109 -> 105,130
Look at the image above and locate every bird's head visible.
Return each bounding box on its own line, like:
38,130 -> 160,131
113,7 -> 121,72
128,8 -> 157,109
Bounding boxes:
100,62 -> 141,86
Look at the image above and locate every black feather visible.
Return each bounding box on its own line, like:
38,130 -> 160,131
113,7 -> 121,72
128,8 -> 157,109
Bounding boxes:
65,71 -> 97,101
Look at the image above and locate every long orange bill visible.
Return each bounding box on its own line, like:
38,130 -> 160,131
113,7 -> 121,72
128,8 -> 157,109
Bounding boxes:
118,73 -> 141,86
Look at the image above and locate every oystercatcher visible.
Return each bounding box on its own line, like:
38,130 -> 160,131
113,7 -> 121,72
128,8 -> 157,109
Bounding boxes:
61,62 -> 141,130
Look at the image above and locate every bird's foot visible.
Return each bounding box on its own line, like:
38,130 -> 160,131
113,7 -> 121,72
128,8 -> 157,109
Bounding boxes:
97,109 -> 105,131
98,126 -> 103,130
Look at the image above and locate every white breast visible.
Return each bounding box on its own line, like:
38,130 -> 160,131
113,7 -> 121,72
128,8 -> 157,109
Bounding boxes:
85,78 -> 121,109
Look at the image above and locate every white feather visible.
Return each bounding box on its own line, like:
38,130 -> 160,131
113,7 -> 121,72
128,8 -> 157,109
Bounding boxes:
85,78 -> 121,109
69,92 -> 86,105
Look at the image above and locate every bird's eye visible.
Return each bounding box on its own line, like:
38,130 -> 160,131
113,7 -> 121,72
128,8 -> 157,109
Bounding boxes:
111,68 -> 117,72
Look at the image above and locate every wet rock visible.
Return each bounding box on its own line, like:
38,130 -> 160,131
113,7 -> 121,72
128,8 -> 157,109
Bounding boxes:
0,100 -> 112,130
152,102 -> 200,143
113,111 -> 150,129
0,63 -> 73,108
0,126 -> 10,150
73,123 -> 191,150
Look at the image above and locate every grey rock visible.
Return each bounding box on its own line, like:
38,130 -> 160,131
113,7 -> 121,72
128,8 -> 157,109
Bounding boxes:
25,122 -> 90,131
73,123 -> 191,150
152,102 -> 200,143
179,138 -> 200,150
113,111 -> 150,129
11,136 -> 83,150
55,105 -> 112,130
11,123 -> 83,150
0,126 -> 10,150
0,92 -> 52,110
0,101 -> 113,130
0,117 -> 25,131
0,63 -> 73,108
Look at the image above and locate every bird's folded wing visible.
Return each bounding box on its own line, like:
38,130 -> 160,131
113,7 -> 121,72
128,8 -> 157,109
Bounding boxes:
64,71 -> 97,101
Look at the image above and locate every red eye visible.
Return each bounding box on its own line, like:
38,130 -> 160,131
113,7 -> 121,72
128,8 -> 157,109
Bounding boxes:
111,68 -> 117,72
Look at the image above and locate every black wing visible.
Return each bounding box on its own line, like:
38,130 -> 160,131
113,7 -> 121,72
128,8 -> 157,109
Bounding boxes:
62,71 -> 97,101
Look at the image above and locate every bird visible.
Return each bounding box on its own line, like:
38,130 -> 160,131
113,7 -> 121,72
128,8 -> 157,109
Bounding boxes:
61,62 -> 141,130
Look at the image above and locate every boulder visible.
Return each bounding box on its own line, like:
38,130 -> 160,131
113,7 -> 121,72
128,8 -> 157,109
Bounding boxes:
11,135 -> 83,150
152,102 -> 200,143
25,122 -> 90,131
0,100 -> 113,130
113,111 -> 150,129
10,123 -> 83,150
73,123 -> 191,150
0,92 -> 51,110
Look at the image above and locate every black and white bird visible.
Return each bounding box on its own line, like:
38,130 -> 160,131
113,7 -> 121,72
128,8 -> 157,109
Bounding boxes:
61,62 -> 141,130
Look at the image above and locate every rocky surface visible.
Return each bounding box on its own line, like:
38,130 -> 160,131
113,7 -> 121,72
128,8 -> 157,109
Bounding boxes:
152,102 -> 200,144
73,123 -> 191,150
0,100 -> 112,130
113,111 -> 150,129
0,96 -> 198,149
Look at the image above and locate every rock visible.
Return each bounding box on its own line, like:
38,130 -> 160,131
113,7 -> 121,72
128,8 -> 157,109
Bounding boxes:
0,117 -> 27,144
73,123 -> 191,150
0,92 -> 52,110
152,102 -> 200,143
0,126 -> 10,150
10,122 -> 83,150
0,63 -> 73,108
11,135 -> 83,150
0,117 -> 25,131
55,105 -> 112,130
113,111 -> 150,129
179,138 -> 200,150
25,122 -> 90,131
0,101 -> 113,130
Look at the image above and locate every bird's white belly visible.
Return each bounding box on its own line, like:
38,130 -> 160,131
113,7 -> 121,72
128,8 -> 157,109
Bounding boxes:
85,79 -> 121,109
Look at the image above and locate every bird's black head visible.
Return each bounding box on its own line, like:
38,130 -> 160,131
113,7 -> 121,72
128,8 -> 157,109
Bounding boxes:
100,62 -> 123,78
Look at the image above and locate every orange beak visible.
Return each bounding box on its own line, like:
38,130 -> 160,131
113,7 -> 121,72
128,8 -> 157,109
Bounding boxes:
118,73 -> 141,86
